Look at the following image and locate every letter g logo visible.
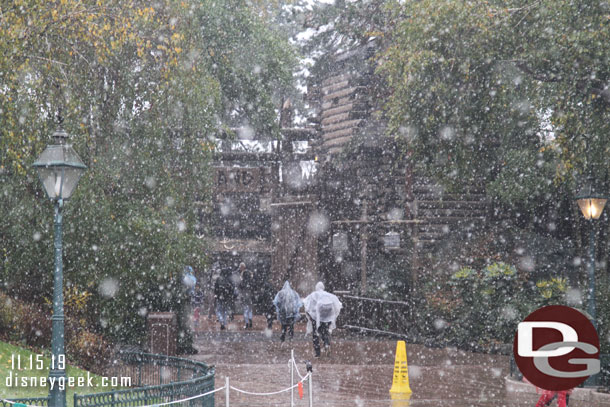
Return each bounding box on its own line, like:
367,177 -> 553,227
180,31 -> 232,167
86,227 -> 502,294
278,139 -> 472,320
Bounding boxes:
513,306 -> 600,391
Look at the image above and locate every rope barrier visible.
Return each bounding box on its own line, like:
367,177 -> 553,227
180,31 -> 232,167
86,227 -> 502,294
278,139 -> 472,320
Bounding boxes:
229,373 -> 310,396
145,386 -> 226,406
292,357 -> 306,380
4,386 -> 227,407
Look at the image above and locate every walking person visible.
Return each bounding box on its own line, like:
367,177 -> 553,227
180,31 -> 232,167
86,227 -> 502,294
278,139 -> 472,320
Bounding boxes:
206,263 -> 221,318
273,281 -> 302,342
192,284 -> 204,331
238,262 -> 254,329
303,282 -> 342,357
228,266 -> 240,322
182,266 -> 197,329
214,269 -> 234,330
261,279 -> 276,330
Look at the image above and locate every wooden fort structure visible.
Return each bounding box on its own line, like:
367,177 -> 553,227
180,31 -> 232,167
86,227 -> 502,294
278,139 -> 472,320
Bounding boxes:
202,42 -> 488,301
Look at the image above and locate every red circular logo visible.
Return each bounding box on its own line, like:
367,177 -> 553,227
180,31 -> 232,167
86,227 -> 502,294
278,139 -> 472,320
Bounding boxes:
513,305 -> 599,391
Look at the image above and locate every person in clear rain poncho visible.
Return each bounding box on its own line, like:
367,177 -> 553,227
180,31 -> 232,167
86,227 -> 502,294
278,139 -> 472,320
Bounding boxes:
273,281 -> 303,342
303,282 -> 342,357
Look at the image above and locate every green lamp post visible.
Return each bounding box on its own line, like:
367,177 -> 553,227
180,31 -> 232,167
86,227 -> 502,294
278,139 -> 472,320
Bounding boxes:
575,174 -> 606,387
33,128 -> 86,407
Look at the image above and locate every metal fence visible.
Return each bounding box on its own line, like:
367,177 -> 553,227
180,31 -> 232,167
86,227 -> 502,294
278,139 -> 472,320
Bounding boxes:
0,397 -> 49,407
106,352 -> 212,387
1,352 -> 214,407
74,352 -> 215,407
337,294 -> 412,336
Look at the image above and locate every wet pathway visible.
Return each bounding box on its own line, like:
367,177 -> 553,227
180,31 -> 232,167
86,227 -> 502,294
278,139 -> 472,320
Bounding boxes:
189,316 -> 610,407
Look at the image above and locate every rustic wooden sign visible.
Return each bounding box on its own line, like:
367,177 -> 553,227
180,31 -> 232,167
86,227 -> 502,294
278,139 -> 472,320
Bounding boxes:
215,167 -> 268,193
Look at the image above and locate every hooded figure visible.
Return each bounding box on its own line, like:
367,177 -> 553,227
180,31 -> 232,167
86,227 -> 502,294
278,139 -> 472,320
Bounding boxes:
303,282 -> 342,357
183,266 -> 197,296
273,281 -> 303,341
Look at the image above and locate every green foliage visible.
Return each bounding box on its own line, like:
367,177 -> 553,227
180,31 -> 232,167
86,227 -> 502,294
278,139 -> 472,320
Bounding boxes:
379,0 -> 610,218
0,0 -> 296,351
301,0 -> 391,81
487,149 -> 557,208
423,262 -> 571,349
193,0 -> 296,135
535,277 -> 568,305
446,262 -> 523,345
0,291 -> 112,373
381,0 -> 537,185
364,255 -> 410,300
0,292 -> 51,348
378,0 -> 609,348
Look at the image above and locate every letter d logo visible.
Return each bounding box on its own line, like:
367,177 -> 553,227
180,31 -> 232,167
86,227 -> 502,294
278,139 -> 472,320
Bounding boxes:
517,322 -> 577,357
513,305 -> 599,391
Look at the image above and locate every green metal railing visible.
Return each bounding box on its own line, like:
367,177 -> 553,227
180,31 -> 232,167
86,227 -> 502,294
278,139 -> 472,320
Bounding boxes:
106,352 -> 212,387
74,352 -> 215,407
338,294 -> 412,336
2,352 -> 214,407
0,397 -> 49,407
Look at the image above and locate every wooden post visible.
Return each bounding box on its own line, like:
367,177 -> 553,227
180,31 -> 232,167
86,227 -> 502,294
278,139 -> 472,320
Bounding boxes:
291,349 -> 295,407
225,376 -> 230,407
360,199 -> 369,293
361,227 -> 368,294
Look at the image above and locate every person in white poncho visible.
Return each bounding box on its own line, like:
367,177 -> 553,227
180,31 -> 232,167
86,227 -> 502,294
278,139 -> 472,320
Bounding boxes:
273,281 -> 303,342
303,282 -> 342,357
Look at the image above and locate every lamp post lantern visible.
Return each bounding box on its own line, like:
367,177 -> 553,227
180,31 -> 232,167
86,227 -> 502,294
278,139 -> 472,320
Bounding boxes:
575,174 -> 606,387
33,128 -> 86,407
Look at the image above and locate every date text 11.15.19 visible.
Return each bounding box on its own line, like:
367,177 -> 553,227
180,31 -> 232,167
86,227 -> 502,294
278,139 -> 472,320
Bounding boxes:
10,354 -> 65,371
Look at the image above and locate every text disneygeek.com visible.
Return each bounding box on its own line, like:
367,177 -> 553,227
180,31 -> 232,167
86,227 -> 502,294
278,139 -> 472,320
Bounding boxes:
4,354 -> 131,389
5,372 -> 132,390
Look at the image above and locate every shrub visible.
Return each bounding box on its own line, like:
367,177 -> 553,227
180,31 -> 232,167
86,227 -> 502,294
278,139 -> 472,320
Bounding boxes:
534,277 -> 568,307
443,264 -> 515,348
424,261 -> 568,351
67,329 -> 112,374
0,292 -> 51,348
0,290 -> 113,374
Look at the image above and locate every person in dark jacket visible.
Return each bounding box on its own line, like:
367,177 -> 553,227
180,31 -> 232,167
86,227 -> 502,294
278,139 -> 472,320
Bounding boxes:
260,280 -> 276,330
214,269 -> 234,330
238,263 -> 254,329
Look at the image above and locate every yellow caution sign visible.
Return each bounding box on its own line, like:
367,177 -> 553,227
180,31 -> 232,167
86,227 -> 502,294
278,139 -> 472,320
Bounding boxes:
389,340 -> 412,397
391,393 -> 411,407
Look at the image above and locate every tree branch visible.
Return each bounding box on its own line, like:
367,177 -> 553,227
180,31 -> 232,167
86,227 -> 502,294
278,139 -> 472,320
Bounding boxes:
511,60 -> 562,83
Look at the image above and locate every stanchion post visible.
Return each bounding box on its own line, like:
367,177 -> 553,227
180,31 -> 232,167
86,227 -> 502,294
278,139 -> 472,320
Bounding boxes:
306,361 -> 313,407
226,376 -> 230,407
291,349 -> 295,407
